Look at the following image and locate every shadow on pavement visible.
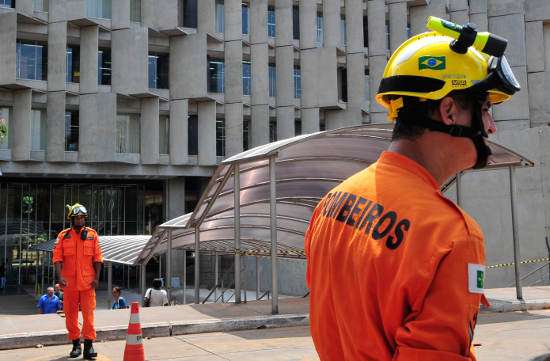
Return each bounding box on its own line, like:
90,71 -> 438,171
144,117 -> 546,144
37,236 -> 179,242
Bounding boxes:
478,310 -> 550,325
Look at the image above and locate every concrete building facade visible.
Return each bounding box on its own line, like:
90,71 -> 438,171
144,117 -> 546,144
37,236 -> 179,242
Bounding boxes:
0,0 -> 548,293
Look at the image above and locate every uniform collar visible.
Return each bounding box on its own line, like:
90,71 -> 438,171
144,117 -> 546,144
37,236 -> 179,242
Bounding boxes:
379,151 -> 440,191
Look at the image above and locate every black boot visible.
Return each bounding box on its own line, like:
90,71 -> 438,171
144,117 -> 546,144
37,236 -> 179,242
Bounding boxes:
69,339 -> 81,358
83,339 -> 97,360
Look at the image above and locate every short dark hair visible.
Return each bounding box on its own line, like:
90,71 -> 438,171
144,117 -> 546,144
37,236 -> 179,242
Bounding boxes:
152,278 -> 162,289
389,90 -> 480,141
113,286 -> 121,294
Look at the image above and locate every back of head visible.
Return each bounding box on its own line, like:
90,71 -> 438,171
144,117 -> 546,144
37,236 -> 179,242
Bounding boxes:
152,278 -> 162,289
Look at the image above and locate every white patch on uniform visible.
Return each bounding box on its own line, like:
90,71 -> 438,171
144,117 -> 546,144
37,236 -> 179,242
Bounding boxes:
468,263 -> 485,294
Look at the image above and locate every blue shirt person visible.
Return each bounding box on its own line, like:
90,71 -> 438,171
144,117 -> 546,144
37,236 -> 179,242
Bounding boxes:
37,287 -> 62,314
111,286 -> 129,310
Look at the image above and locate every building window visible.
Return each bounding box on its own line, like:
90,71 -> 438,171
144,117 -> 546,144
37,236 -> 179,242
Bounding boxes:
65,110 -> 79,151
0,107 -> 11,150
216,118 -> 225,157
116,114 -> 140,153
159,115 -> 169,155
130,0 -> 141,23
242,3 -> 249,35
292,6 -> 299,40
182,0 -> 197,28
320,117 -> 326,131
293,67 -> 301,99
242,61 -> 251,96
268,64 -> 276,97
188,115 -> 198,156
267,6 -> 275,38
269,119 -> 276,143
148,53 -> 169,89
31,109 -> 46,151
363,16 -> 368,48
340,16 -> 346,47
86,0 -> 111,19
33,0 -> 48,11
364,67 -> 369,101
243,118 -> 249,151
215,0 -> 224,33
98,48 -> 111,85
294,119 -> 301,136
66,47 -> 80,83
208,59 -> 224,93
0,0 -> 14,8
16,41 -> 47,81
316,14 -> 323,48
338,67 -> 347,102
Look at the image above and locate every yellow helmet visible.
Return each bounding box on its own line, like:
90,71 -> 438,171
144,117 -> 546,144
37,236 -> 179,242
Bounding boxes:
376,31 -> 518,121
66,203 -> 88,219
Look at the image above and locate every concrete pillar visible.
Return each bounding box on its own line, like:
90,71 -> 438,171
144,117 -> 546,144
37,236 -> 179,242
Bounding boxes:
79,93 -> 117,162
46,91 -> 67,161
170,34 -> 208,99
299,0 -> 317,49
275,0 -> 295,140
0,12 -> 16,86
410,0 -> 449,36
198,0 -> 216,34
106,262 -> 112,308
47,21 -> 67,92
345,0 -> 366,127
224,0 -> 242,41
325,109 -> 344,130
167,178 -> 186,219
169,99 -> 189,165
469,0 -> 488,31
12,89 -> 32,161
367,0 -> 386,56
368,54 -> 388,121
224,42 -> 243,104
80,25 -> 99,94
112,0 -> 130,30
323,0 -> 340,48
389,2 -> 408,53
198,101 -> 217,165
225,102 -> 243,156
301,108 -> 319,134
140,97 -> 160,164
112,26 -> 149,95
15,0 -> 33,16
250,0 -> 269,147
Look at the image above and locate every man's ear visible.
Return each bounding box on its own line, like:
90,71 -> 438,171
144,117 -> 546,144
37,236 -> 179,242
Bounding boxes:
438,97 -> 455,125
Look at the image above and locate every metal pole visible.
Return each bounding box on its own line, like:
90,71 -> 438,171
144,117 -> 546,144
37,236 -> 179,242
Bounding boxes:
52,257 -> 56,287
256,256 -> 260,300
456,171 -> 462,206
509,166 -> 523,300
127,265 -> 130,290
269,156 -> 278,314
183,250 -> 187,304
234,164 -> 241,303
40,251 -> 44,293
34,251 -> 39,296
158,254 -> 162,278
194,225 -> 200,304
166,230 -> 172,302
214,251 -> 218,302
140,263 -> 146,297
107,262 -> 113,308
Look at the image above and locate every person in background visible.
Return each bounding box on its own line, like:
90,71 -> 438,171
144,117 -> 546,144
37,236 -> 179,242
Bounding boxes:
54,283 -> 64,309
111,286 -> 128,309
37,286 -> 62,314
143,278 -> 169,307
0,263 -> 6,290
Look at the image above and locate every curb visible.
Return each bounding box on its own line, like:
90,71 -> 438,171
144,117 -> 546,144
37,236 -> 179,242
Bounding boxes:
482,299 -> 550,313
0,313 -> 310,351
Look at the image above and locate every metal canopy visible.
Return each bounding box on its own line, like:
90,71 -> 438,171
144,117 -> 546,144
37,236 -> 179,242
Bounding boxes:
136,123 -> 533,264
33,235 -> 151,265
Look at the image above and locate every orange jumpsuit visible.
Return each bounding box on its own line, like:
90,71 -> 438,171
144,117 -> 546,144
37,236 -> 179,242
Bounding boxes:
305,151 -> 486,361
52,227 -> 103,341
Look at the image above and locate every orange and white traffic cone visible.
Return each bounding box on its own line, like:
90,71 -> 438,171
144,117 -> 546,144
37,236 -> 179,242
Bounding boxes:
123,302 -> 145,361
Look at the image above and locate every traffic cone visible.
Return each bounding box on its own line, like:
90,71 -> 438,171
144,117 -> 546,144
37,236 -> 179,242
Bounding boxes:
123,302 -> 145,361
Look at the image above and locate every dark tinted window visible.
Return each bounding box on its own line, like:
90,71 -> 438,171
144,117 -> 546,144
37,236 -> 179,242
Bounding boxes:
293,6 -> 300,40
183,0 -> 197,28
188,115 -> 198,156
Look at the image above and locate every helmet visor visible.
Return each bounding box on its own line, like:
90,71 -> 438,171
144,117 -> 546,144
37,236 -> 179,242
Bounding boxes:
72,205 -> 87,217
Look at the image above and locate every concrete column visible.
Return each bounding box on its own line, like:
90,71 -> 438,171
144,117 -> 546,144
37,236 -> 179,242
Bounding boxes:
46,91 -> 67,161
301,108 -> 319,134
225,102 -> 243,156
345,53 -> 365,126
345,0 -> 363,53
389,2 -> 408,53
169,99 -> 189,165
106,262 -> 112,308
12,89 -> 32,161
0,12 -> 16,86
368,54 -> 388,121
47,21 -> 67,92
80,25 -> 99,94
15,0 -> 33,16
112,26 -> 149,95
79,93 -> 117,162
224,42 -> 243,103
198,0 -> 216,34
275,0 -> 295,140
224,0 -> 242,41
299,0 -> 317,49
410,0 -> 449,36
170,34 -> 208,99
112,0 -> 130,30
167,178 -> 186,219
325,109 -> 344,130
251,105 -> 270,147
140,97 -> 160,164
198,101 -> 217,165
469,0 -> 488,31
323,0 -> 340,48
367,0 -> 386,56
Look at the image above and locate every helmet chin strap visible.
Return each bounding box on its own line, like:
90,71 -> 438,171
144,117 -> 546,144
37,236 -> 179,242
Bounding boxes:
398,101 -> 491,169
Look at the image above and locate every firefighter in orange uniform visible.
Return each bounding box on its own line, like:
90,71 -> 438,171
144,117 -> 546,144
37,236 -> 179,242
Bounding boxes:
53,203 -> 103,359
305,20 -> 520,361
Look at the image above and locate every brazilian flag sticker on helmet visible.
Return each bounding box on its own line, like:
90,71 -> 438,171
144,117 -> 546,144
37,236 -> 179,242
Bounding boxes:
419,56 -> 446,70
